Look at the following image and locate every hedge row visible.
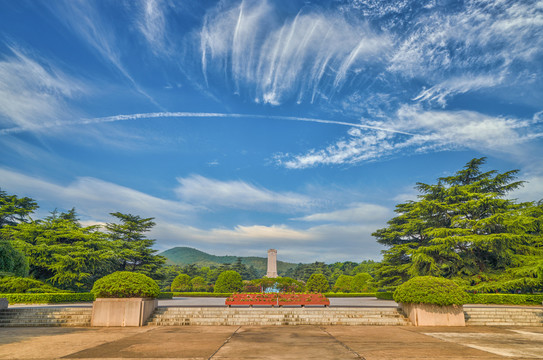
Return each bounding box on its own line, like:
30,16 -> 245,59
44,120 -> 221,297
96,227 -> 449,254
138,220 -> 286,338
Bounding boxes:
0,292 -> 176,304
375,292 -> 394,300
0,293 -> 95,304
172,292 -> 232,297
157,292 -> 174,299
324,292 -> 376,297
469,294 -> 543,305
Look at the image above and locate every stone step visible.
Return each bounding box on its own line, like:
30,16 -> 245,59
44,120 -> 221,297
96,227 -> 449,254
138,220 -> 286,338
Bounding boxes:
464,308 -> 543,326
146,307 -> 411,326
0,308 -> 92,327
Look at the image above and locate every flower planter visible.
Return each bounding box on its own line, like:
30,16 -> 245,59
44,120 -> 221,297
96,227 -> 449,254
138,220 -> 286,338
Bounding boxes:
278,294 -> 329,307
91,297 -> 157,326
225,293 -> 329,307
400,303 -> 465,326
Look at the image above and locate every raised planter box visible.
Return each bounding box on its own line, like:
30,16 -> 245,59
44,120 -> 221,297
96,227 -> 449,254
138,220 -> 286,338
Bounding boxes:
225,293 -> 330,307
278,293 -> 329,307
226,293 -> 277,306
91,298 -> 157,326
400,303 -> 465,326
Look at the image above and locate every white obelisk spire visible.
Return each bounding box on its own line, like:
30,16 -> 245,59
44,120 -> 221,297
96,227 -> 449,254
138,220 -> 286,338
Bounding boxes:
266,249 -> 278,278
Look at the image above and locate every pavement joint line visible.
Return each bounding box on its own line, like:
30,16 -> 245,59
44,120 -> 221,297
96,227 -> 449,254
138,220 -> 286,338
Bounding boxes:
318,326 -> 365,360
207,325 -> 241,360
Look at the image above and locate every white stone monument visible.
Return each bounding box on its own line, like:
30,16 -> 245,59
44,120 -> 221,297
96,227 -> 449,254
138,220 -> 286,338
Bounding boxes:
266,249 -> 278,278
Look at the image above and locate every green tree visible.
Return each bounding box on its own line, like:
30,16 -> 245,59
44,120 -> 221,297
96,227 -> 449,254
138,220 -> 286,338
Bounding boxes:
214,270 -> 242,293
190,276 -> 208,292
333,275 -> 353,293
374,158 -> 543,292
306,273 -> 329,293
0,240 -> 29,277
2,210 -> 115,290
171,273 -> 192,292
105,212 -> 165,276
0,189 -> 38,228
351,273 -> 374,292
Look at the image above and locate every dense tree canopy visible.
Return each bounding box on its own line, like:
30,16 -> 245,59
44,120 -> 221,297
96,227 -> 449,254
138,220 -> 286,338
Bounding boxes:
0,190 -> 167,292
374,158 -> 543,293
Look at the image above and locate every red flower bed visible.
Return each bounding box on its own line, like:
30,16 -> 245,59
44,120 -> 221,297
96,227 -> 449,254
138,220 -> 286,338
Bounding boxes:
225,293 -> 329,307
278,293 -> 329,306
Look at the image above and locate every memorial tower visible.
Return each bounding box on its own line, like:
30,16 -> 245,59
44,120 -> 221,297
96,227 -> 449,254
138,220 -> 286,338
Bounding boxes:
266,249 -> 278,278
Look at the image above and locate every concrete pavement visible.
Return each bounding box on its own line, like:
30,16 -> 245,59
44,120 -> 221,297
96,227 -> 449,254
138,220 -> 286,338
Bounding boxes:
1,325 -> 542,359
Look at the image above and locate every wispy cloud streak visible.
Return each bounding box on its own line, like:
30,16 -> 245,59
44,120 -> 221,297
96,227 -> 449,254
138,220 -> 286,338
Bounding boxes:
0,112 -> 412,135
200,0 -> 391,105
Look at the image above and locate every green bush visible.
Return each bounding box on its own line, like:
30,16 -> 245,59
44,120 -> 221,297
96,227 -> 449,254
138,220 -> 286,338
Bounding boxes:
0,241 -> 28,277
214,270 -> 243,293
0,293 -> 94,304
306,274 -> 329,293
171,274 -> 192,292
325,292 -> 376,297
393,276 -> 470,306
190,276 -> 208,292
469,293 -> 543,305
91,271 -> 160,298
172,292 -> 231,297
0,276 -> 64,293
351,273 -> 375,292
333,275 -> 354,292
375,291 -> 394,300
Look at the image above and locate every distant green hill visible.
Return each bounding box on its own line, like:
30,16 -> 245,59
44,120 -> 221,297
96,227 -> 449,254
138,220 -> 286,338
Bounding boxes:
159,247 -> 297,275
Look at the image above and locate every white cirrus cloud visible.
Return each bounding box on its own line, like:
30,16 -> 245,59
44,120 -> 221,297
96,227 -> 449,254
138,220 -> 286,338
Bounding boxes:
276,106 -> 543,169
0,168 -> 196,222
294,202 -> 390,223
45,0 -> 160,107
175,175 -> 316,212
0,47 -> 85,130
200,0 -> 391,105
389,0 -> 543,104
137,0 -> 169,55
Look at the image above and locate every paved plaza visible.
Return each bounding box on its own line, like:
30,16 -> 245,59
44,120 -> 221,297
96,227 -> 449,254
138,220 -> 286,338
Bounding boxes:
0,325 -> 542,360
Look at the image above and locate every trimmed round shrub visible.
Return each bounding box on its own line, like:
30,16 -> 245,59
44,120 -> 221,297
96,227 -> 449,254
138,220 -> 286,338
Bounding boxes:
333,275 -> 353,293
0,241 -> 29,277
171,274 -> 191,292
214,270 -> 242,293
393,276 -> 470,306
306,274 -> 329,293
351,273 -> 375,292
91,271 -> 160,298
190,276 -> 207,292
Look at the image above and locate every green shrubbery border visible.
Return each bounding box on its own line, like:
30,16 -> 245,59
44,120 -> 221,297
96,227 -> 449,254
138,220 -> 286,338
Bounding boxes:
0,293 -> 95,304
469,294 -> 543,305
375,292 -> 394,300
172,292 -> 232,297
324,292 -> 376,297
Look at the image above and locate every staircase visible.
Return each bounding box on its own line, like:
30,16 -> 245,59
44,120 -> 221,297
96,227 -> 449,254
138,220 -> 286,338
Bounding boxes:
464,307 -> 543,326
147,307 -> 411,326
0,307 -> 92,327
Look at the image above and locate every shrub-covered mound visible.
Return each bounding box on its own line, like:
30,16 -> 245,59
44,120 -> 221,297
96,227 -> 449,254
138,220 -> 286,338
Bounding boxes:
214,270 -> 243,293
91,271 -> 160,298
393,276 -> 470,306
306,274 -> 329,293
170,274 -> 191,292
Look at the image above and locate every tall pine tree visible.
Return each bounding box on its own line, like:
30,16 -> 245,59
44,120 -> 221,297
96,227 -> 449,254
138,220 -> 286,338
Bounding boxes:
374,158 -> 543,292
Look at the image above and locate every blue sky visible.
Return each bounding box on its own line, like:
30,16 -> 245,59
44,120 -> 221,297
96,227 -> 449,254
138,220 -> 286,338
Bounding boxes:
1,0 -> 542,263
